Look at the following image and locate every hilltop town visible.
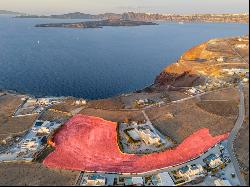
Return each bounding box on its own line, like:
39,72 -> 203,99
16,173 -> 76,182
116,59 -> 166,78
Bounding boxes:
16,12 -> 249,24
0,35 -> 249,186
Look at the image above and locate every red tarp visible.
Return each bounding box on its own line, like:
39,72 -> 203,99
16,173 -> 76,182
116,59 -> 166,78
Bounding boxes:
43,115 -> 229,173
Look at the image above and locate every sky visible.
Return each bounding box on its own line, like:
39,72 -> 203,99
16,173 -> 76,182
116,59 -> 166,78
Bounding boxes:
0,0 -> 249,15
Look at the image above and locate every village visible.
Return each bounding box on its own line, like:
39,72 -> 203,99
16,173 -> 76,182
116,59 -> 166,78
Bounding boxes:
185,68 -> 249,97
0,91 -> 242,186
0,119 -> 62,162
78,140 -> 240,186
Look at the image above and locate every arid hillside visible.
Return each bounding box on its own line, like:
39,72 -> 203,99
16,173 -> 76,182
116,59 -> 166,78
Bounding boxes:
155,36 -> 249,89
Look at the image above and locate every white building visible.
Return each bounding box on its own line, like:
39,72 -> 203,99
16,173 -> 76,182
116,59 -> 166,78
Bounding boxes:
216,57 -> 224,62
37,127 -> 50,135
26,98 -> 37,104
82,175 -> 106,186
21,140 -> 39,151
235,44 -> 248,49
204,154 -> 224,169
138,129 -> 161,145
243,78 -> 249,83
132,177 -> 144,186
122,177 -> 144,186
214,179 -> 232,186
157,172 -> 175,186
178,164 -> 205,181
37,98 -> 50,105
127,129 -> 141,141
187,87 -> 200,95
209,158 -> 223,169
75,100 -> 87,105
127,128 -> 161,145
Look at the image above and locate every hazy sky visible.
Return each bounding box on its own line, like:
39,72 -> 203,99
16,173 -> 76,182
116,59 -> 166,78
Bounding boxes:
0,0 -> 249,15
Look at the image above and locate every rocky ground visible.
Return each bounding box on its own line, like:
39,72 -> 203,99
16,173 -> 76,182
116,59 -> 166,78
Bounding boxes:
0,93 -> 37,143
0,162 -> 79,186
147,87 -> 240,144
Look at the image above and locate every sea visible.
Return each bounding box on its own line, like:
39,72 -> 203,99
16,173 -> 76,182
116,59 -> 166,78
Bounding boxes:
0,15 -> 248,99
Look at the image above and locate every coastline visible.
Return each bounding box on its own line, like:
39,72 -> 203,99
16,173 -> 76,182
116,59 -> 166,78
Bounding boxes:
1,35 -> 249,101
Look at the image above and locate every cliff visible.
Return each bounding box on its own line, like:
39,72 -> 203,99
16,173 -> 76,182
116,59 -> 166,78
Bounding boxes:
155,36 -> 249,89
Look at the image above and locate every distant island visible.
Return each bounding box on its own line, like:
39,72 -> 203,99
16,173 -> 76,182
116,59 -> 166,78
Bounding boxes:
16,12 -> 249,24
0,10 -> 23,15
16,12 -> 121,20
35,19 -> 158,29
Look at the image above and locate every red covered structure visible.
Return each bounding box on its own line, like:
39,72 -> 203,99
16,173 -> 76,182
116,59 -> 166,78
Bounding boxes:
43,115 -> 229,173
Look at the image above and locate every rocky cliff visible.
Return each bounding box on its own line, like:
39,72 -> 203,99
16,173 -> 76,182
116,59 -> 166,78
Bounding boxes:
154,36 -> 249,89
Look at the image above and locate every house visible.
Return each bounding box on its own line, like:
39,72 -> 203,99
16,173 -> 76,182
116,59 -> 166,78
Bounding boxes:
235,44 -> 247,48
177,164 -> 205,181
26,98 -> 37,105
204,154 -> 224,169
187,87 -> 200,95
37,98 -> 50,105
137,99 -> 146,105
157,172 -> 175,186
214,179 -> 232,186
243,78 -> 249,83
75,100 -> 87,105
21,140 -> 39,151
136,99 -> 154,106
216,57 -> 224,62
127,128 -> 161,145
132,177 -> 144,186
138,129 -> 161,145
122,177 -> 144,186
82,175 -> 106,186
37,127 -> 50,135
127,129 -> 141,141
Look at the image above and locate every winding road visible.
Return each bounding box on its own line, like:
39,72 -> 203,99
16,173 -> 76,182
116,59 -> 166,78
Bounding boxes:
227,82 -> 246,186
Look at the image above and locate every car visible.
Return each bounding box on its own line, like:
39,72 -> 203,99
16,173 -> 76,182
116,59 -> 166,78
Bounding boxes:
231,173 -> 236,178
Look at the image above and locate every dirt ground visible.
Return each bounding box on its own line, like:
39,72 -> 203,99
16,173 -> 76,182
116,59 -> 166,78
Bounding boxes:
0,93 -> 37,141
50,98 -> 84,113
86,96 -> 125,110
0,162 -> 80,186
79,108 -> 145,123
39,109 -> 70,123
147,88 -> 239,144
196,100 -> 239,117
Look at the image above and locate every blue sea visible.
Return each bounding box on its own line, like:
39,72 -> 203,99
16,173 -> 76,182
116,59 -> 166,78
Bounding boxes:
0,15 -> 248,99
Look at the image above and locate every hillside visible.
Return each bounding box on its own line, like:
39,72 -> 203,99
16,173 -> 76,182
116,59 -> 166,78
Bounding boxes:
154,36 -> 249,90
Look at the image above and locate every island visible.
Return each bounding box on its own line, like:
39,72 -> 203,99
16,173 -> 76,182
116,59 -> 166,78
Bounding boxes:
35,19 -> 158,29
0,10 -> 23,15
0,36 -> 249,186
16,11 -> 249,24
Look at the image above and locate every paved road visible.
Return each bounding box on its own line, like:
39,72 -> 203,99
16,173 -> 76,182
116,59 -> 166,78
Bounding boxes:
227,82 -> 246,186
226,40 -> 248,64
143,87 -> 230,110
